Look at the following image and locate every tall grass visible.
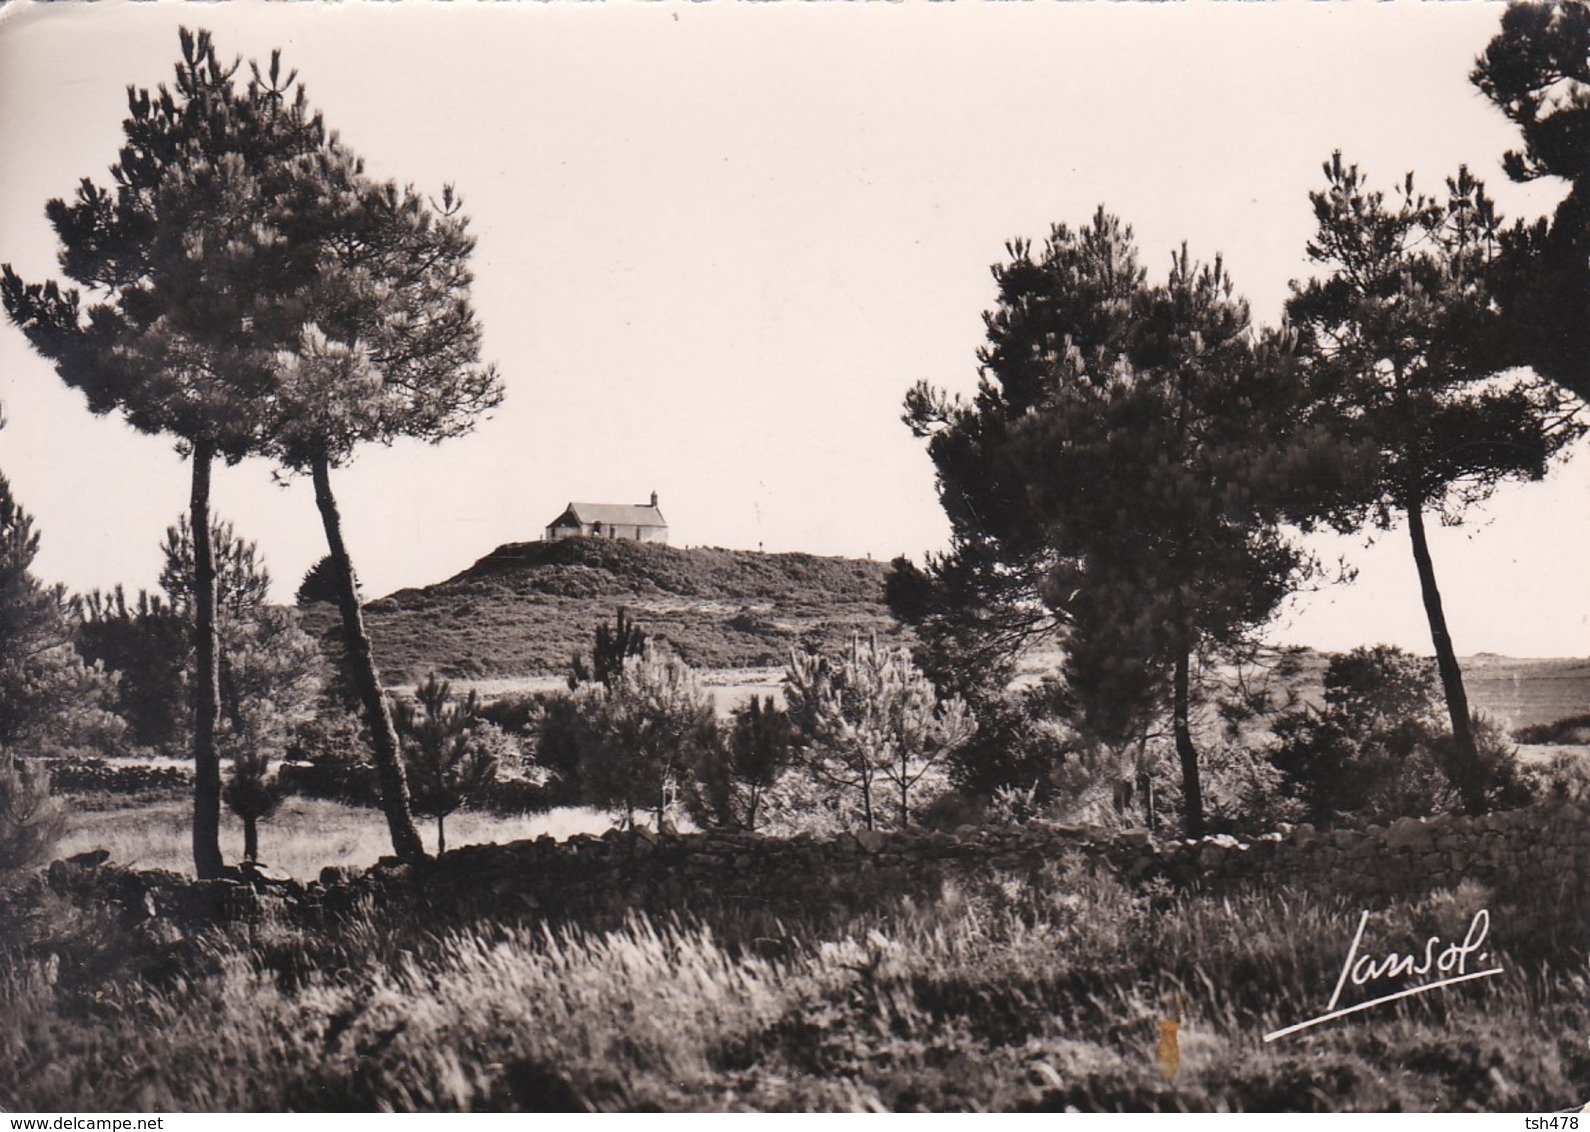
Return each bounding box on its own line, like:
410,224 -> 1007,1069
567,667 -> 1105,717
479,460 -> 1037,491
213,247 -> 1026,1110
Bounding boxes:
3,855 -> 1585,1112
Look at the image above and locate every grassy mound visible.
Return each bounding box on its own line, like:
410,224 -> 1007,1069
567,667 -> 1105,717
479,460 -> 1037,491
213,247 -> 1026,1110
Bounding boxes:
303,539 -> 902,683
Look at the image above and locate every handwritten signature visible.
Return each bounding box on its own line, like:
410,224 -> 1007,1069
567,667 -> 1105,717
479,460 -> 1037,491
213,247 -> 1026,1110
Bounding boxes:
1263,909 -> 1504,1042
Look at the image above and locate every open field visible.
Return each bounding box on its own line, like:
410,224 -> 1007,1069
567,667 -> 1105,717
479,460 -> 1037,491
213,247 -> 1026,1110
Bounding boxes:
1461,655 -> 1590,733
427,654 -> 1590,734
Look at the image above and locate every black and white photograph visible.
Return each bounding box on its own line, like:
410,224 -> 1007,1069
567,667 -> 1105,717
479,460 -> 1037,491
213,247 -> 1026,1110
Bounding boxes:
1,0 -> 1588,1113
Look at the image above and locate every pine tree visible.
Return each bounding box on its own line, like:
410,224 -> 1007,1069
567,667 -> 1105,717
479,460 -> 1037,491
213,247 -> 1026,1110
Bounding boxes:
294,555 -> 343,608
904,213 -> 1344,835
1,29 -> 337,876
1,417 -> 120,759
391,675 -> 500,855
687,695 -> 795,831
1472,0 -> 1590,401
785,636 -> 971,829
74,587 -> 187,751
569,609 -> 648,690
254,160 -> 502,868
6,30 -> 502,865
159,515 -> 273,621
1287,156 -> 1585,814
1,409 -> 96,873
159,517 -> 323,860
575,646 -> 718,830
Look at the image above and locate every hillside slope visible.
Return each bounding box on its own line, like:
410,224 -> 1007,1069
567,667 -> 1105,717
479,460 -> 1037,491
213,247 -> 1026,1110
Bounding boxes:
304,538 -> 905,683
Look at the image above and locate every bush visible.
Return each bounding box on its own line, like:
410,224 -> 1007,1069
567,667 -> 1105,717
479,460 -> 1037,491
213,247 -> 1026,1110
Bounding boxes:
279,713 -> 379,806
1512,712 -> 1590,746
41,756 -> 190,796
1268,646 -> 1477,828
1520,750 -> 1590,803
1429,713 -> 1535,813
943,684 -> 1080,807
685,695 -> 795,832
531,690 -> 590,806
785,636 -> 972,830
392,676 -> 505,855
475,692 -> 543,737
574,647 -> 719,830
0,755 -> 67,875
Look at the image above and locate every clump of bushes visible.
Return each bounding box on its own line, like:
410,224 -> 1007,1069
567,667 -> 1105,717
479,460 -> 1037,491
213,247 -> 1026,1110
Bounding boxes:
277,712 -> 380,806
530,614 -> 974,834
1268,646 -> 1532,828
1514,712 -> 1590,746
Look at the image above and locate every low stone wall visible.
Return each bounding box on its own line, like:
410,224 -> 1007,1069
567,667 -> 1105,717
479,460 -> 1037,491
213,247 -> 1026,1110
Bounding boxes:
404,798 -> 1590,926
36,799 -> 1590,938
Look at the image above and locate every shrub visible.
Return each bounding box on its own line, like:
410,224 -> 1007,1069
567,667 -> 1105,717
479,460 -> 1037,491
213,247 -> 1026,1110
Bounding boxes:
531,690 -> 591,805
942,684 -> 1080,807
1042,735 -> 1181,833
1269,646 -> 1465,827
1194,741 -> 1308,835
42,756 -> 190,796
1520,750 -> 1590,803
279,712 -> 379,806
392,676 -> 504,855
1514,712 -> 1590,746
1429,713 -> 1535,813
0,755 -> 67,875
574,646 -> 719,830
685,695 -> 794,831
785,636 -> 972,829
475,691 -> 543,737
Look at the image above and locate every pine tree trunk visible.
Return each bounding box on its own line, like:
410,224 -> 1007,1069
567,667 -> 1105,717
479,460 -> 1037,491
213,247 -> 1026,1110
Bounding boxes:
1173,647 -> 1205,838
436,814 -> 445,857
1136,731 -> 1157,833
244,813 -> 259,863
310,456 -> 426,862
1404,494 -> 1486,814
190,444 -> 225,879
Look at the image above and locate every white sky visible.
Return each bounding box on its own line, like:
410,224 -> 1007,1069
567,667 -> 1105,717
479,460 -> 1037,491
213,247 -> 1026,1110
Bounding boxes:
0,0 -> 1586,658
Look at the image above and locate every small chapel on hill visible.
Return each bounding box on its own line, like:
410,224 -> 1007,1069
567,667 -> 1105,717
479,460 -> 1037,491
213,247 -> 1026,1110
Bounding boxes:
544,493 -> 669,545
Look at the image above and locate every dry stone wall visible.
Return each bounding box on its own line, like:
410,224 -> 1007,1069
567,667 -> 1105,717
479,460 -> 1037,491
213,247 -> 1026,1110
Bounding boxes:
36,799 -> 1590,936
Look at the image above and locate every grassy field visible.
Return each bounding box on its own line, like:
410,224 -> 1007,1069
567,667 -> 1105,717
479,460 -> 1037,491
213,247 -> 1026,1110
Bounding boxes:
2,856 -> 1585,1111
429,653 -> 1590,737
1460,655 -> 1590,732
